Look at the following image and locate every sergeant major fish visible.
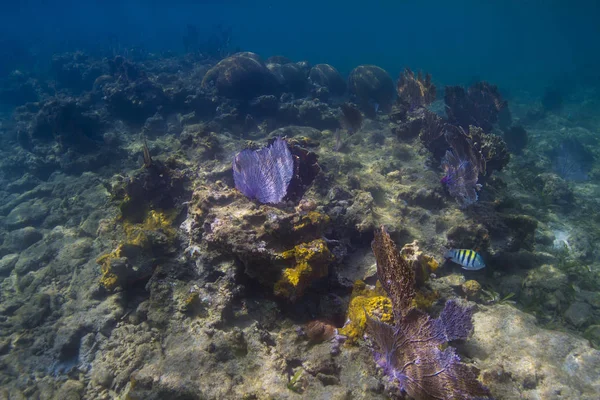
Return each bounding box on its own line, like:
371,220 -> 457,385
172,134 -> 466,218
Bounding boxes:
444,249 -> 485,270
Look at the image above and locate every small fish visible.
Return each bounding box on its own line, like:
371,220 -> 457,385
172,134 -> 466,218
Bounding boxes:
444,249 -> 485,270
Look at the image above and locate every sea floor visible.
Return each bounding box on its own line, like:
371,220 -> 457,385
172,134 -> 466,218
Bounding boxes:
0,52 -> 600,399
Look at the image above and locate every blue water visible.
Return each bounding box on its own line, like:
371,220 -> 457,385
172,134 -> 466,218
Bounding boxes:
2,1 -> 599,93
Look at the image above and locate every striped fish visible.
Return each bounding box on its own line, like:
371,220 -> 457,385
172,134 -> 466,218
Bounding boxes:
444,249 -> 485,270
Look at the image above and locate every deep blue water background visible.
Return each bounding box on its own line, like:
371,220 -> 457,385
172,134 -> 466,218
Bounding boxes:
2,0 -> 599,95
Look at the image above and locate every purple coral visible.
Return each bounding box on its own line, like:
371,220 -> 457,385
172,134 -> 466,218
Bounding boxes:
367,301 -> 490,400
441,149 -> 481,208
367,227 -> 491,400
232,137 -> 294,204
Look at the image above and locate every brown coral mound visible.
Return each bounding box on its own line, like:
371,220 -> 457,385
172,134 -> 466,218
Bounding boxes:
201,52 -> 279,99
348,65 -> 395,111
309,63 -> 346,96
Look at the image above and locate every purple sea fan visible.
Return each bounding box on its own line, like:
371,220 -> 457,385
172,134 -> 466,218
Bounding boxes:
441,149 -> 482,208
233,137 -> 294,204
366,300 -> 491,400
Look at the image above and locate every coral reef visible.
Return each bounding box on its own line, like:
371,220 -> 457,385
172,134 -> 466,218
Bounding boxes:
97,209 -> 177,291
267,60 -> 310,97
1,45 -> 600,400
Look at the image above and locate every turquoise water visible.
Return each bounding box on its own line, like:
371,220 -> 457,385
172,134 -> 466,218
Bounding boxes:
1,1 -> 600,399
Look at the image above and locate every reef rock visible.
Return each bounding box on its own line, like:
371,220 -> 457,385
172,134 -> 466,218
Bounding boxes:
464,304 -> 600,399
16,97 -> 105,153
189,183 -> 332,301
51,51 -> 106,93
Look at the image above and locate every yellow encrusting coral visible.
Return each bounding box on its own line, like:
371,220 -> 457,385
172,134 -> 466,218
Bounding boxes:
96,248 -> 123,291
123,209 -> 177,248
339,280 -> 393,344
273,239 -> 333,300
97,209 -> 177,291
292,211 -> 330,237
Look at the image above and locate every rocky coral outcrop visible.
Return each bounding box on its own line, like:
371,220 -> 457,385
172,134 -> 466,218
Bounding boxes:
464,304 -> 600,399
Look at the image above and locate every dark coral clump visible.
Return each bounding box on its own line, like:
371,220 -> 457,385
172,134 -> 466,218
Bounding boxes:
339,102 -> 363,135
366,226 -> 491,400
445,81 -> 510,132
503,125 -> 528,154
267,61 -> 310,97
286,141 -> 321,202
18,97 -> 105,153
117,159 -> 188,223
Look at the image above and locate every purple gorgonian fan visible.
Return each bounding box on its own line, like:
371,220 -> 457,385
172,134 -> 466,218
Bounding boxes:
441,149 -> 482,208
367,226 -> 492,400
233,137 -> 294,204
366,300 -> 490,400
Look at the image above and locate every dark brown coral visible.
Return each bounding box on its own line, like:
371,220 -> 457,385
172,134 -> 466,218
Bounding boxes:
371,226 -> 415,318
396,68 -> 436,108
339,102 -> 363,135
445,81 -> 510,132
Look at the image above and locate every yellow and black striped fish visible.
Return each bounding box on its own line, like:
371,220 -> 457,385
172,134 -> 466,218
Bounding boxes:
444,249 -> 485,270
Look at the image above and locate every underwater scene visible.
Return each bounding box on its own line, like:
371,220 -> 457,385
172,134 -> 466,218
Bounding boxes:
1,1 -> 600,399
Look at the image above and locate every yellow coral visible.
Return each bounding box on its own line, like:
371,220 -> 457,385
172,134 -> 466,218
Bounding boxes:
292,211 -> 330,234
98,209 -> 176,291
339,280 -> 393,344
462,280 -> 482,299
274,239 -> 333,300
96,250 -> 121,291
123,209 -> 177,248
